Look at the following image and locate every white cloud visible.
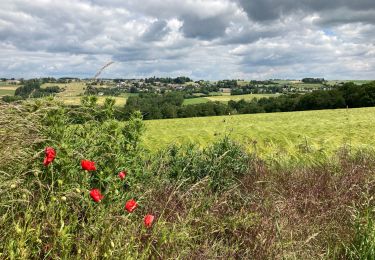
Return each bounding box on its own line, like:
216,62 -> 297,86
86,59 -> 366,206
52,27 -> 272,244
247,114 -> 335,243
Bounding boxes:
0,0 -> 374,79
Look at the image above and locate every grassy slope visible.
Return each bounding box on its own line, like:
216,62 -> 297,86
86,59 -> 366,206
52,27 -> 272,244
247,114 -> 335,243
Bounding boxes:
0,89 -> 16,96
42,82 -> 129,106
0,84 -> 18,96
143,107 -> 375,160
183,93 -> 279,105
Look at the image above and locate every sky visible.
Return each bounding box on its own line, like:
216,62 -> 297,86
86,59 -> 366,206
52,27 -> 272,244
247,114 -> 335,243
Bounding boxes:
0,0 -> 374,80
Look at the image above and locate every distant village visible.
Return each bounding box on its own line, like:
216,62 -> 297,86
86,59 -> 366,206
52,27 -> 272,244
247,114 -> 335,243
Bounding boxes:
0,76 -> 335,96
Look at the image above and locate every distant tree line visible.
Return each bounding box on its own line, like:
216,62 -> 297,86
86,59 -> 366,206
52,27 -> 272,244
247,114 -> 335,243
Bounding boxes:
301,78 -> 326,84
122,81 -> 375,120
124,92 -> 230,120
145,76 -> 192,84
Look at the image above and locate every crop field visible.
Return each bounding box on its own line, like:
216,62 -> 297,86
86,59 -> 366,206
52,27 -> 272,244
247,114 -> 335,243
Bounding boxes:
183,97 -> 209,105
327,80 -> 371,85
205,93 -> 279,102
0,84 -> 18,96
183,93 -> 279,105
57,95 -> 128,106
0,88 -> 16,96
40,82 -> 130,106
143,107 -> 375,162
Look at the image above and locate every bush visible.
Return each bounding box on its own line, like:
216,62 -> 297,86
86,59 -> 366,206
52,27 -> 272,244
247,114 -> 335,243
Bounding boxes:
154,137 -> 251,190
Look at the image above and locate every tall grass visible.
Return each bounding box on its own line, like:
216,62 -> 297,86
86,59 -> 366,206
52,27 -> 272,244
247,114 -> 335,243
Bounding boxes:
1,99 -> 375,258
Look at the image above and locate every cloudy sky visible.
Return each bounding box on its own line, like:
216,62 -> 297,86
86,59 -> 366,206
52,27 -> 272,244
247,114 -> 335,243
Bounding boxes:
0,0 -> 374,80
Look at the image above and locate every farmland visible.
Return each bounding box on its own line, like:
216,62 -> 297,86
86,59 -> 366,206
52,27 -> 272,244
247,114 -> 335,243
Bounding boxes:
183,93 -> 279,105
143,107 -> 375,162
41,82 -> 129,106
0,84 -> 17,96
39,82 -> 279,106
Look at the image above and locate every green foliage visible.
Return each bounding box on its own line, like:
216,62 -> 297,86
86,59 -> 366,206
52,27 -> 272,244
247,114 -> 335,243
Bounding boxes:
1,95 -> 24,102
155,137 -> 251,190
14,80 -> 61,99
125,92 -> 184,119
342,204 -> 375,259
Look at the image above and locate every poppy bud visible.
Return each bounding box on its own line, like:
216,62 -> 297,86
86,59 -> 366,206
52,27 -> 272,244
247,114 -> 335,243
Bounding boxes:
118,171 -> 126,180
144,214 -> 155,228
43,147 -> 56,166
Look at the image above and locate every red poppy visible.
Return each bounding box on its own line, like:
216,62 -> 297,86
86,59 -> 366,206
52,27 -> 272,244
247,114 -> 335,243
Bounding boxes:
144,214 -> 155,228
118,171 -> 126,180
81,160 -> 96,171
43,147 -> 56,166
90,189 -> 104,202
125,199 -> 137,213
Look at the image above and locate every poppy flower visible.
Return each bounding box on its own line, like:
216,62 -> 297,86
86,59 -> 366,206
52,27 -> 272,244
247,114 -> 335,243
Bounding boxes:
118,171 -> 126,180
43,147 -> 56,166
81,160 -> 96,171
144,214 -> 155,228
90,189 -> 104,202
125,199 -> 137,213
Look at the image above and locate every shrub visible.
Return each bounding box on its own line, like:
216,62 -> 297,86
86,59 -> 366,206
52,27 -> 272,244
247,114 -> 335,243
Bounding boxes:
154,137 -> 252,190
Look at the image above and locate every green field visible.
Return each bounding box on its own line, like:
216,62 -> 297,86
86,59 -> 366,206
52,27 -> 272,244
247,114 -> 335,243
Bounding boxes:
0,88 -> 16,96
205,93 -> 279,102
143,107 -> 375,161
183,93 -> 279,105
40,82 -> 131,106
0,84 -> 18,96
183,97 -> 210,105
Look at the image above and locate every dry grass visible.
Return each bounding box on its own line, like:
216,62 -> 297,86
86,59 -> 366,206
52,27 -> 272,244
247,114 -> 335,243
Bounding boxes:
138,152 -> 375,259
0,101 -> 46,173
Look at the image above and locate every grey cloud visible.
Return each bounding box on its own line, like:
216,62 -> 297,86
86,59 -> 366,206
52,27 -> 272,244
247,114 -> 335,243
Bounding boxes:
0,0 -> 375,80
180,15 -> 228,40
237,0 -> 375,25
141,20 -> 170,41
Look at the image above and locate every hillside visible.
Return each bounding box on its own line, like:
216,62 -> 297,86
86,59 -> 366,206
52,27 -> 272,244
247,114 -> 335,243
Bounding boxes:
143,107 -> 375,162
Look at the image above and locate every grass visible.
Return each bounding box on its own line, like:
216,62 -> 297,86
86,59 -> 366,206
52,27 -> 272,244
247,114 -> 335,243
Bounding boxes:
142,107 -> 375,162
